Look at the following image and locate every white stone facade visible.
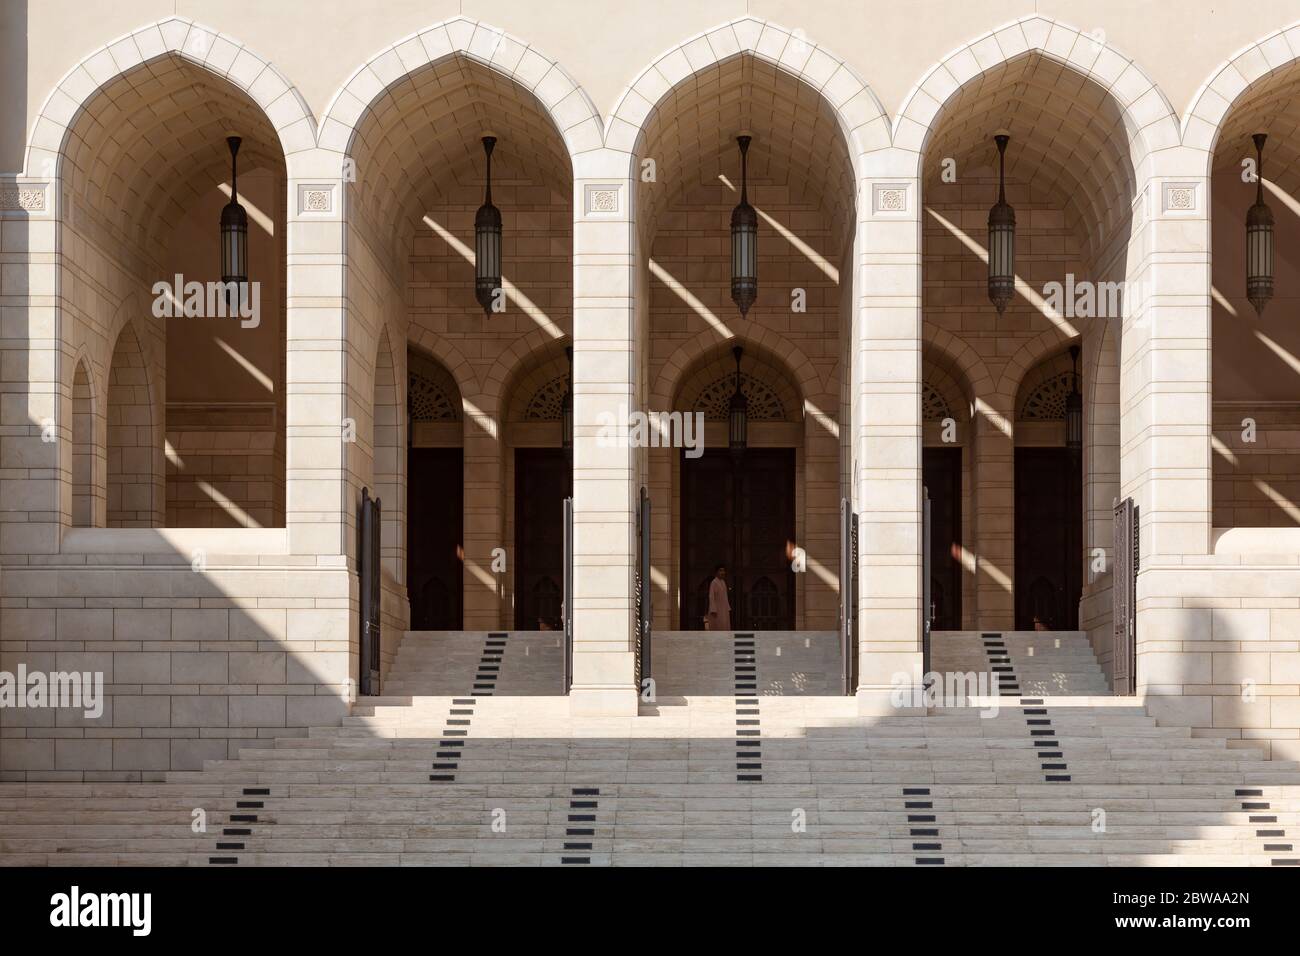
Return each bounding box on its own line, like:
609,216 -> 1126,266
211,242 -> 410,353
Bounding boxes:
5,3 -> 1300,778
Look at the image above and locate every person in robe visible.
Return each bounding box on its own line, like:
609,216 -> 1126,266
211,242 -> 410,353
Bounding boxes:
707,564 -> 731,632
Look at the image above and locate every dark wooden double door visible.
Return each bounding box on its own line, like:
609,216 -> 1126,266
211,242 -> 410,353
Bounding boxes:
407,448 -> 463,630
679,448 -> 795,630
923,447 -> 963,630
1014,447 -> 1082,631
923,446 -> 1082,631
514,448 -> 569,630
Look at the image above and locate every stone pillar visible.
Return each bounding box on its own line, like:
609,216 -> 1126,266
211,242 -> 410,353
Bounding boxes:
1122,162 -> 1213,561
569,153 -> 638,715
973,393 -> 1015,630
285,157 -> 349,560
287,149 -> 362,701
0,177 -> 60,559
855,174 -> 924,713
462,404 -> 505,629
1123,155 -> 1214,714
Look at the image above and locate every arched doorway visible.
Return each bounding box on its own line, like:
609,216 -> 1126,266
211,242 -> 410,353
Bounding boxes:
921,347 -> 975,630
1013,350 -> 1084,630
673,346 -> 801,630
919,49 -> 1136,635
503,347 -> 571,631
406,348 -> 464,631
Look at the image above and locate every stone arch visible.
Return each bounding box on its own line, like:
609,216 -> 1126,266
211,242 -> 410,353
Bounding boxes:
1183,22 -> 1300,156
896,14 -> 1179,180
505,351 -> 571,426
70,356 -> 102,528
649,327 -> 823,414
997,327 -> 1082,401
923,327 -> 996,406
405,327 -> 477,419
26,16 -> 313,180
606,16 -> 885,176
481,327 -> 571,422
318,16 -> 602,162
1015,349 -> 1078,426
105,320 -> 161,528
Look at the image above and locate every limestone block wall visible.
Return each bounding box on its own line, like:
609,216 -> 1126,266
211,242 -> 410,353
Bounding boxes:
0,542 -> 350,781
1139,554 -> 1300,761
164,403 -> 280,528
1213,403 -> 1300,528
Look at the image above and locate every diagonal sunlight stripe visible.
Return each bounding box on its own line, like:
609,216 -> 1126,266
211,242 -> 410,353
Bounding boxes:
718,174 -> 839,282
423,215 -> 564,340
925,206 -> 1079,339
214,337 -> 274,392
197,479 -> 259,528
219,183 -> 274,235
648,258 -> 732,337
1252,477 -> 1300,524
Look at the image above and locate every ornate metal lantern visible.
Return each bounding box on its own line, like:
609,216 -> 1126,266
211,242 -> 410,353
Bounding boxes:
1066,344 -> 1083,455
220,136 -> 248,299
728,345 -> 747,459
730,135 -> 758,317
987,133 -> 1015,314
475,135 -> 502,313
1247,132 -> 1274,315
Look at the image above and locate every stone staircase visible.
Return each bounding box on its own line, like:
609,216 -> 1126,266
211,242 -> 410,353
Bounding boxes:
2,628 -> 1298,866
381,631 -> 564,697
931,630 -> 1111,697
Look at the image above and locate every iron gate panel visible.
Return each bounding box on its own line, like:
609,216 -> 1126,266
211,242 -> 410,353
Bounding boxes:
637,487 -> 652,693
840,499 -> 857,695
1112,496 -> 1138,695
562,496 -> 574,694
922,489 -> 932,681
359,487 -> 382,696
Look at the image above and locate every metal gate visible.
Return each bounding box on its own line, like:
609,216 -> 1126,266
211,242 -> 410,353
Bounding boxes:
839,499 -> 859,695
562,496 -> 574,694
636,487 -> 652,693
922,488 -> 932,681
359,487 -> 382,696
1112,496 -> 1138,695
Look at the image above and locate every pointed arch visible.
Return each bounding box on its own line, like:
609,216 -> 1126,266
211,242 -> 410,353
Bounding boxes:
649,326 -> 824,413
1183,22 -> 1300,155
26,16 -> 313,179
318,16 -> 601,161
897,14 -> 1179,180
70,356 -> 101,528
105,320 -> 161,528
606,16 -> 886,174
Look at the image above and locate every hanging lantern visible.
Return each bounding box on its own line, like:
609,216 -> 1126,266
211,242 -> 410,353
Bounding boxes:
220,136 -> 248,307
1066,344 -> 1083,455
561,345 -> 573,451
1247,132 -> 1274,315
475,135 -> 502,314
730,135 -> 758,317
728,345 -> 748,459
987,133 -> 1015,314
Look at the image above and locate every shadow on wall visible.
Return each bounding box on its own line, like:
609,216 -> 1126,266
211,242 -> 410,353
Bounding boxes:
0,2 -> 25,172
0,525 -> 355,782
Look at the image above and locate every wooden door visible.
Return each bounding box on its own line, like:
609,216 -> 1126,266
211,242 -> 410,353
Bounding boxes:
679,448 -> 795,630
1014,447 -> 1082,630
922,447 -> 962,630
407,447 -> 463,630
515,447 -> 569,630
